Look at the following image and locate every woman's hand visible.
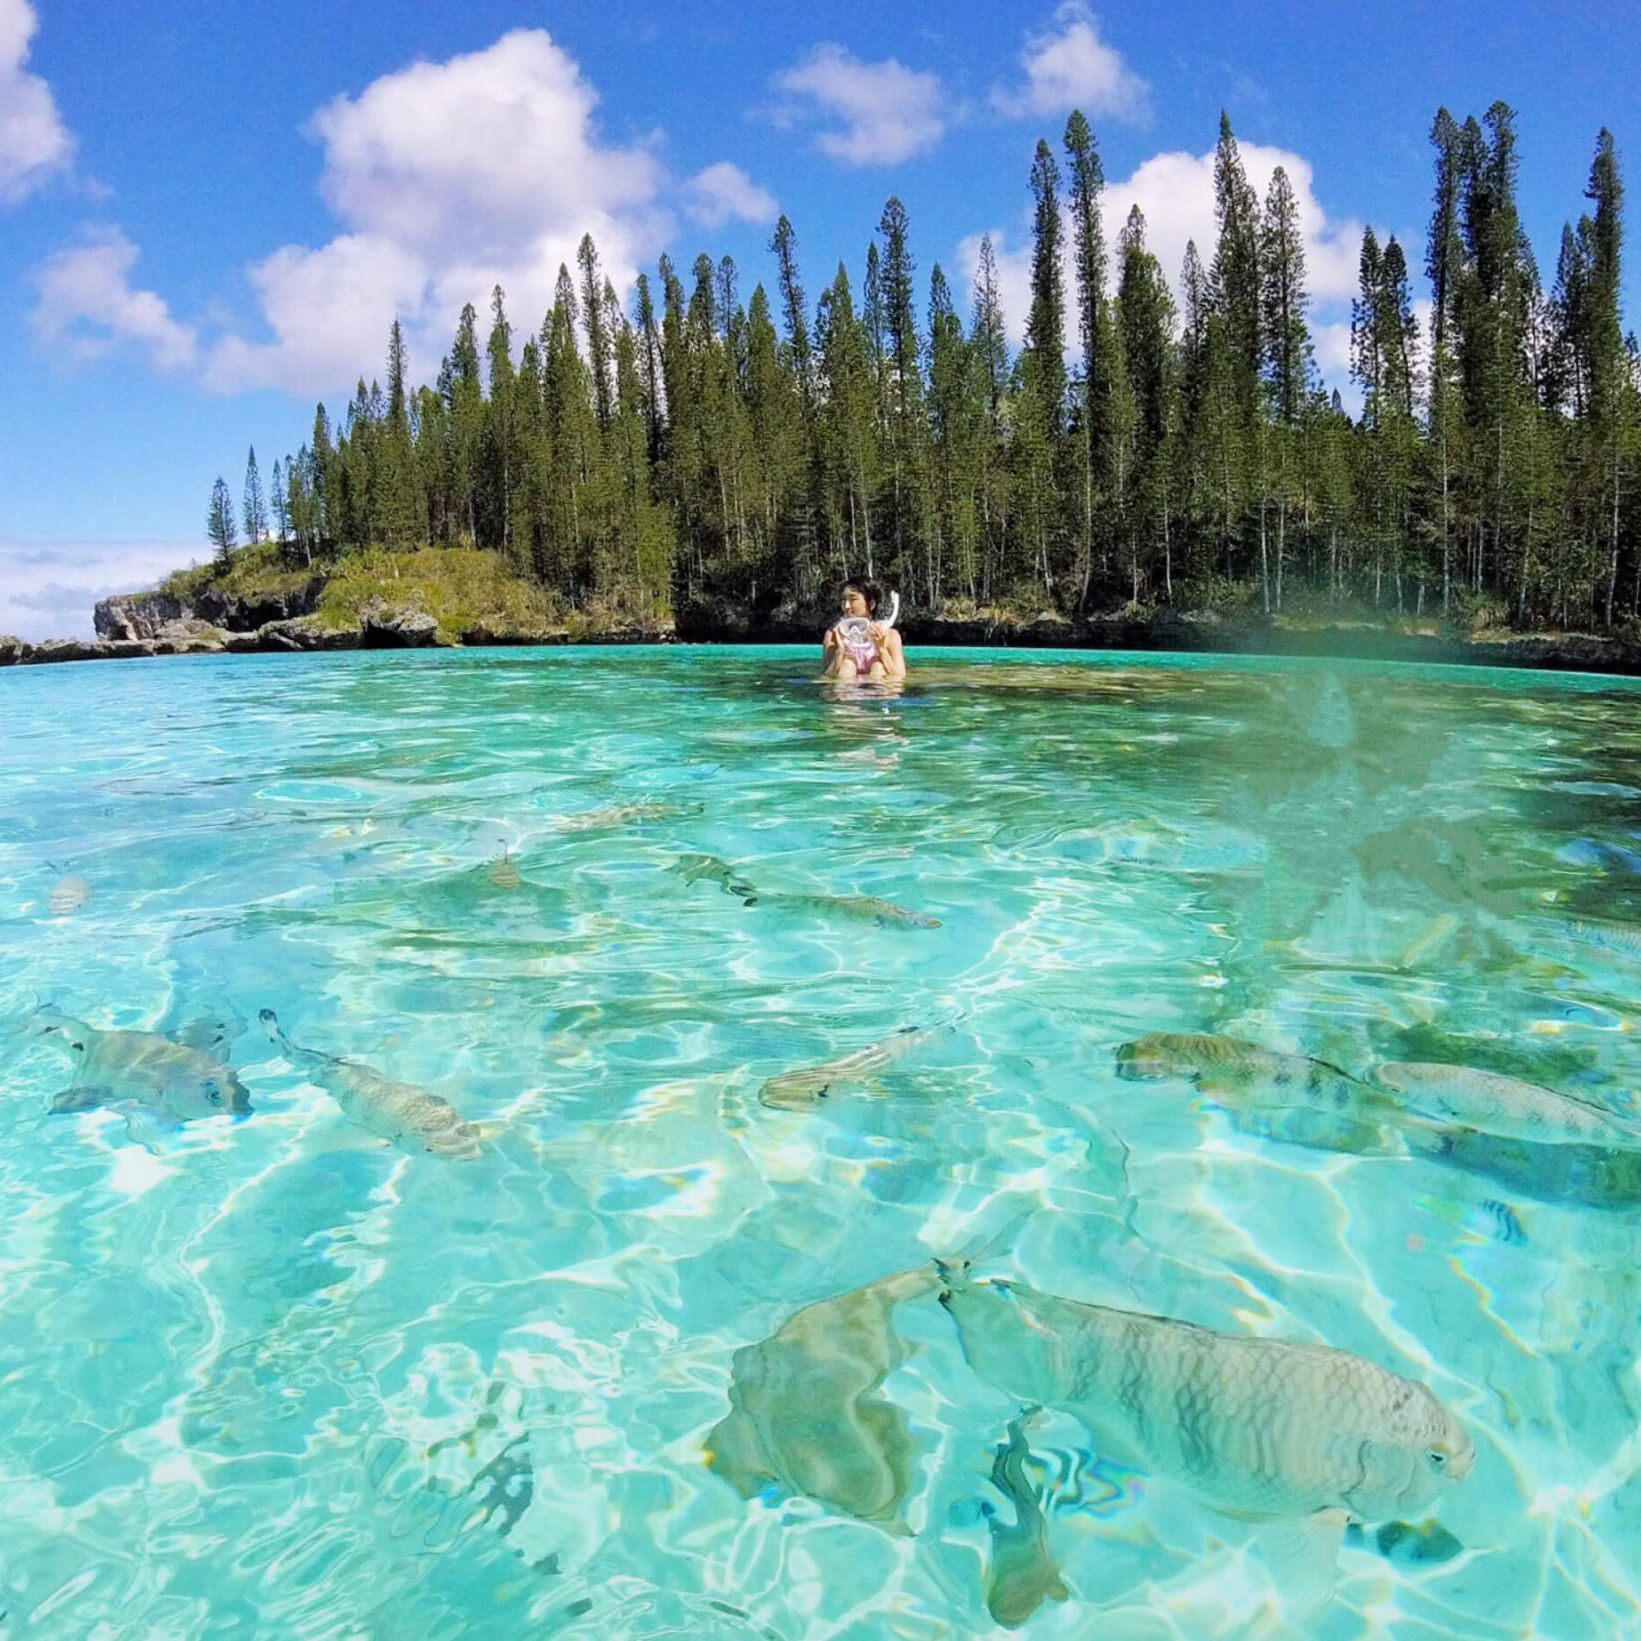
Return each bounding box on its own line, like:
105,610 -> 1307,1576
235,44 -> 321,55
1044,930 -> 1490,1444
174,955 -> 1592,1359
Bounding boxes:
822,624 -> 839,650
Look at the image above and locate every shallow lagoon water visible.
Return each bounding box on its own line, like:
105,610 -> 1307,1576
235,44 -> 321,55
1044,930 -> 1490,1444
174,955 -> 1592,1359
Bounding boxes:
2,644 -> 1640,1639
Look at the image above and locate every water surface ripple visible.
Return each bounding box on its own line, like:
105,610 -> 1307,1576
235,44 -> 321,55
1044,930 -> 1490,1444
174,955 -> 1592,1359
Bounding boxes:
2,645 -> 1639,1638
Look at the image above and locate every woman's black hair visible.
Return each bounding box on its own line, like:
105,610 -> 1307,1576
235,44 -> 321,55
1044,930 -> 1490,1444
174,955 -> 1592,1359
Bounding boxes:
843,577 -> 883,616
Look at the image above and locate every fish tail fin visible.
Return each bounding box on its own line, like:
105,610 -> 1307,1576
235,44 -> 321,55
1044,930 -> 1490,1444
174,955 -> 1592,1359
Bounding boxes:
122,1105 -> 185,1154
933,1212 -> 1031,1290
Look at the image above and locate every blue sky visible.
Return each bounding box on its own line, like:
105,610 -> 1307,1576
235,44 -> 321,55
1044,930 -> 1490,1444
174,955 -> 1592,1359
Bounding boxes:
2,0 -> 1638,636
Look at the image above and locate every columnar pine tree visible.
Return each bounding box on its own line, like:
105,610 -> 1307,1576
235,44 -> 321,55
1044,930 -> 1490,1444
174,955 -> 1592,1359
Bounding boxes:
1018,138 -> 1067,594
380,318 -> 421,548
1117,207 -> 1176,600
1064,109 -> 1112,600
445,304 -> 483,545
242,448 -> 267,545
270,457 -> 289,546
208,477 -> 237,569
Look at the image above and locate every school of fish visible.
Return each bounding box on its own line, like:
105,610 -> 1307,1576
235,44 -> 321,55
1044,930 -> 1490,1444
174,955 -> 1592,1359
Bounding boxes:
21,776 -> 1641,1633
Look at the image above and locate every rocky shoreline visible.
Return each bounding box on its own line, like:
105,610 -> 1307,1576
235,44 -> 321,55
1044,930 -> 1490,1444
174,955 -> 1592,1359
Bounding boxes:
3,587 -> 1641,677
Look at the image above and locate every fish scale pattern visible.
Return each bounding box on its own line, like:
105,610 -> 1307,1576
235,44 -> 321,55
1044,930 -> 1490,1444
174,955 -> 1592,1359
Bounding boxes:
951,1278 -> 1471,1524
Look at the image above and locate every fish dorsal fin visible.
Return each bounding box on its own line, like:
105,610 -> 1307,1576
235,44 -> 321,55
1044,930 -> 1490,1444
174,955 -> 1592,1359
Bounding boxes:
1256,1508 -> 1348,1617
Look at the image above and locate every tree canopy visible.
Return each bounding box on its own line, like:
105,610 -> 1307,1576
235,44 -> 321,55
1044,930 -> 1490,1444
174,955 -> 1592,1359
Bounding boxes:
246,108 -> 1639,633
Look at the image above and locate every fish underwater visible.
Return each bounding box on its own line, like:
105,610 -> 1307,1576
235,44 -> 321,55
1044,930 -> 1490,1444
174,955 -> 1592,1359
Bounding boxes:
759,1026 -> 933,1109
705,1266 -> 939,1532
936,1264 -> 1472,1608
1404,1122 -> 1641,1211
671,854 -> 940,928
47,874 -> 92,915
1374,1061 -> 1641,1148
669,853 -> 759,899
1561,915 -> 1641,964
981,1416 -> 1070,1629
487,850 -> 521,889
559,801 -> 694,832
37,1011 -> 250,1138
745,892 -> 942,929
1115,1032 -> 1400,1139
259,1009 -> 482,1159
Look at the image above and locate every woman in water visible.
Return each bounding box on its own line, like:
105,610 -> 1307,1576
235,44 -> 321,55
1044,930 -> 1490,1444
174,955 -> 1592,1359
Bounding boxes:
821,578 -> 906,682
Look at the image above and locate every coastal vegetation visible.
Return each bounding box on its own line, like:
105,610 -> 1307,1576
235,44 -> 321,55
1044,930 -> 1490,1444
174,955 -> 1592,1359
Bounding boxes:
213,105 -> 1637,636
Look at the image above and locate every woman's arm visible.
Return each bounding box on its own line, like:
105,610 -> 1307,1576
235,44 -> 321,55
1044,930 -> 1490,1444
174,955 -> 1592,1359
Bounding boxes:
880,628 -> 906,680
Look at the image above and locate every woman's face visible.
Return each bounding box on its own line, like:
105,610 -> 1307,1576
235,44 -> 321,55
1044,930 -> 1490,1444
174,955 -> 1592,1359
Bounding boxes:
841,587 -> 869,617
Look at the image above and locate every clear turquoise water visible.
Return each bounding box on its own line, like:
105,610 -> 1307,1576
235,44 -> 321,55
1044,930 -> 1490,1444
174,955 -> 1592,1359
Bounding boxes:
2,645 -> 1640,1639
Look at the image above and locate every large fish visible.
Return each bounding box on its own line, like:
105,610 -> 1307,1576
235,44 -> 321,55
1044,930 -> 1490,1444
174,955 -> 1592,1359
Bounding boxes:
705,1266 -> 939,1532
669,853 -> 759,899
1564,915 -> 1641,963
744,892 -> 942,930
1405,1123 -> 1641,1211
759,1026 -> 932,1110
559,801 -> 693,832
982,1416 -> 1070,1629
1375,1061 -> 1641,1148
259,1009 -> 482,1159
1115,1032 -> 1398,1124
38,1011 -> 250,1133
671,854 -> 940,928
937,1265 -> 1471,1606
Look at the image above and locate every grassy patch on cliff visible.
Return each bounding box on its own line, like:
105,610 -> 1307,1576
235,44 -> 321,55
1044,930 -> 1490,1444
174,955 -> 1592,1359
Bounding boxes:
313,547 -> 566,640
160,542 -> 314,604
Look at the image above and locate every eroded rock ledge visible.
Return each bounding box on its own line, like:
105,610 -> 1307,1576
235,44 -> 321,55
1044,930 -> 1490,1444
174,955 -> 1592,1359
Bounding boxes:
4,597 -> 1640,676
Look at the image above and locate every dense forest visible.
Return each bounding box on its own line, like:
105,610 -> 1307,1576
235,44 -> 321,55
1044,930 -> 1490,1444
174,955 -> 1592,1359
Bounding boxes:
210,105 -> 1640,632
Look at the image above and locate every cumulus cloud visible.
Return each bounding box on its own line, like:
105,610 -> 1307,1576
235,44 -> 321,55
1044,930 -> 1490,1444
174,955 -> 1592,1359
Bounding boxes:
772,44 -> 947,166
959,136 -> 1365,355
0,539 -> 206,641
0,0 -> 73,202
683,162 -> 777,228
1107,141 -> 1363,307
992,4 -> 1148,122
199,29 -> 674,395
31,228 -> 198,369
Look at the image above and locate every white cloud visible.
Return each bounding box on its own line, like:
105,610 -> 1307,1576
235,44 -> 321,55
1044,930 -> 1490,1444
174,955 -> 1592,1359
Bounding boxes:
683,161 -> 777,229
1313,318 -> 1353,380
992,4 -> 1148,123
772,44 -> 946,166
203,233 -> 426,394
30,229 -> 198,369
1107,141 -> 1364,306
0,540 -> 205,641
204,29 -> 677,395
0,0 -> 73,202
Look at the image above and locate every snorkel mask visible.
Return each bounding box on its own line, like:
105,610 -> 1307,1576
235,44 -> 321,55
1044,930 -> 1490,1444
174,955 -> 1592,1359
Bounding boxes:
836,589 -> 900,644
